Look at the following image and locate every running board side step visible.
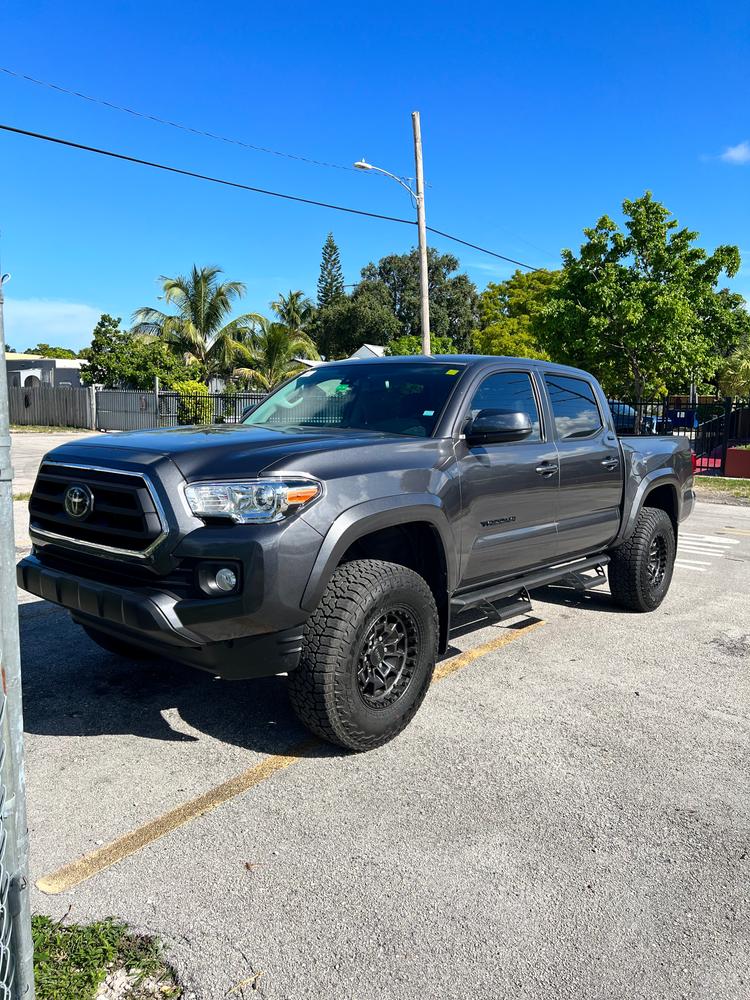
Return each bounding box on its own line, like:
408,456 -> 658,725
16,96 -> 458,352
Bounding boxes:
450,555 -> 610,615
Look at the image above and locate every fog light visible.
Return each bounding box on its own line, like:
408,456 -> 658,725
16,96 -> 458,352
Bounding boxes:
215,567 -> 238,592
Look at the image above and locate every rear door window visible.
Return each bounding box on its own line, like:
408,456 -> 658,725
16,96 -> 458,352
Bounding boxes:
544,375 -> 603,439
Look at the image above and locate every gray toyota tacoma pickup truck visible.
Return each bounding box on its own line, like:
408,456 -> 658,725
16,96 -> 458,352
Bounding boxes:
18,356 -> 695,750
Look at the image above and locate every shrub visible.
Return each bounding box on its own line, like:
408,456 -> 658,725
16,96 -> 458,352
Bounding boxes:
168,379 -> 213,425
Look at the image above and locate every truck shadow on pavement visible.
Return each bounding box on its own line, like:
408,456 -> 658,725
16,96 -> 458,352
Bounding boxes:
18,602 -> 335,756
18,589 -> 626,754
529,583 -> 630,613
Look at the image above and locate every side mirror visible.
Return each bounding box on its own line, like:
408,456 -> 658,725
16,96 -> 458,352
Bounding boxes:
466,409 -> 533,445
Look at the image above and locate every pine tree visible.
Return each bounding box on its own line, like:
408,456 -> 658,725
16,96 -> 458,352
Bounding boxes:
317,233 -> 345,308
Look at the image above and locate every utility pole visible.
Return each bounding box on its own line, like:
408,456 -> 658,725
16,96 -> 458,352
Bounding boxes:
0,272 -> 36,1000
354,112 -> 432,355
411,112 -> 431,355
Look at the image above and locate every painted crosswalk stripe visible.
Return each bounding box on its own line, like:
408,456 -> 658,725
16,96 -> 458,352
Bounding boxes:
673,529 -> 744,572
681,534 -> 739,545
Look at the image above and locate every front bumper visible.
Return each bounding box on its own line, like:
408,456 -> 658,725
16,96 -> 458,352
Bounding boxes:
17,554 -> 305,679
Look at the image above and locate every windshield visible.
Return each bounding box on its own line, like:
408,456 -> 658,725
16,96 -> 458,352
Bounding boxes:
243,361 -> 466,437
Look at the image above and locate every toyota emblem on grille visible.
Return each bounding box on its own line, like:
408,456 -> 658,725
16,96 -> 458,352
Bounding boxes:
63,483 -> 94,520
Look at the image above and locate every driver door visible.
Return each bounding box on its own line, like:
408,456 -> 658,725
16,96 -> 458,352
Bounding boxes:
455,369 -> 559,588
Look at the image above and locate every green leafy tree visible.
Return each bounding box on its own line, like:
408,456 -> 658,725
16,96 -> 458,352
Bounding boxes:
360,248 -> 479,351
386,334 -> 458,356
699,287 -> 750,363
24,343 -> 79,359
82,314 -> 196,389
317,233 -> 345,308
132,265 -> 262,382
537,193 -> 742,397
717,349 -> 750,397
472,269 -> 558,359
271,290 -> 315,333
233,317 -> 319,390
315,282 -> 400,359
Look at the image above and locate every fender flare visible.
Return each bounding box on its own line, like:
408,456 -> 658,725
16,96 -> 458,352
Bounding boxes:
300,494 -> 458,612
618,467 -> 680,543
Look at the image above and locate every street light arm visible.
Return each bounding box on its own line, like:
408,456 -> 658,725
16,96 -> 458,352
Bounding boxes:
353,160 -> 416,198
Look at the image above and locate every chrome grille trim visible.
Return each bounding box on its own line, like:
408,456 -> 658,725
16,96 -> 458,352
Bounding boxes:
29,461 -> 169,560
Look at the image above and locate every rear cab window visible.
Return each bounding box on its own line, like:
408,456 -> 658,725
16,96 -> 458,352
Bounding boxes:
544,374 -> 603,439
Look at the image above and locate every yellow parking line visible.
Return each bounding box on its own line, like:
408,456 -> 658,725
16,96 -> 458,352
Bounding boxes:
433,618 -> 545,682
36,617 -> 544,895
36,744 -> 316,895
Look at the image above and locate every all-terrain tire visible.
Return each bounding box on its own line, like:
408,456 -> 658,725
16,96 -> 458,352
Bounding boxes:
287,559 -> 439,751
608,507 -> 676,612
81,623 -> 156,660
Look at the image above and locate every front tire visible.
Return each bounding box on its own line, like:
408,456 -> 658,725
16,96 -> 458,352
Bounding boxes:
608,507 -> 676,612
288,559 -> 439,751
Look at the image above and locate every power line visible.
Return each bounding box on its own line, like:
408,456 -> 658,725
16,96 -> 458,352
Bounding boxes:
0,65 -> 356,172
0,123 -> 539,271
426,227 -> 538,270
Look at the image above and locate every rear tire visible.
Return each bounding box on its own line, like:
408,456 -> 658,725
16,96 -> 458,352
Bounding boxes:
288,559 -> 438,751
608,507 -> 676,612
81,623 -> 156,660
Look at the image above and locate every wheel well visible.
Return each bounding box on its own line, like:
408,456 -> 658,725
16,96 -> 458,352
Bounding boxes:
339,522 -> 450,652
643,484 -> 678,536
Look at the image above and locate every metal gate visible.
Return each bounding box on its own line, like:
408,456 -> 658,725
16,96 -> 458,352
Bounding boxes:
693,398 -> 750,474
9,386 -> 94,429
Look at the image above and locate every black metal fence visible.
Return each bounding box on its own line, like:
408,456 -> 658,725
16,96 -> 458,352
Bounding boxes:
607,395 -> 750,475
94,390 -> 267,431
10,386 -> 750,476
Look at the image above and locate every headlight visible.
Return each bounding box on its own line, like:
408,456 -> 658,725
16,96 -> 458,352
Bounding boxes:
184,479 -> 321,524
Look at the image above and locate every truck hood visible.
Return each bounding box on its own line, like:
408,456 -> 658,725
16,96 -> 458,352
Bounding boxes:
42,424 -> 425,480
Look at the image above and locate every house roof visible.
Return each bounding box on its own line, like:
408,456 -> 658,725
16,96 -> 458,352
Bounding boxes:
4,353 -> 86,367
349,343 -> 386,360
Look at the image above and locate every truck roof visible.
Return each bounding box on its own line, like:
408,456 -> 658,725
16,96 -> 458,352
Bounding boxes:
325,354 -> 596,380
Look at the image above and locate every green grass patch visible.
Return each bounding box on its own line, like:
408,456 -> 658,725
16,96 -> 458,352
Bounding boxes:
695,475 -> 750,504
33,914 -> 181,1000
13,492 -> 31,502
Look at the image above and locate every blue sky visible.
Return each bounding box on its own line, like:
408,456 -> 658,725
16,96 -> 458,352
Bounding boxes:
2,0 -> 749,351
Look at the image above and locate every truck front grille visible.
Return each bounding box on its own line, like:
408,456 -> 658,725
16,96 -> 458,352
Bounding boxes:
29,463 -> 166,556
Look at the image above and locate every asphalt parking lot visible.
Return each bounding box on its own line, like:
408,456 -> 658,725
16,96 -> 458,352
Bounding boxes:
10,430 -> 94,494
13,489 -> 749,1000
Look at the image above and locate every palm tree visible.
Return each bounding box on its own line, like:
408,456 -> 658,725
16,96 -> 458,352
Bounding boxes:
233,317 -> 320,390
270,290 -> 315,334
132,265 -> 263,382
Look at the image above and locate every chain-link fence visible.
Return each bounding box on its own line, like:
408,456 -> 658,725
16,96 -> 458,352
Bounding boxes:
0,693 -> 14,1000
1,276 -> 36,1000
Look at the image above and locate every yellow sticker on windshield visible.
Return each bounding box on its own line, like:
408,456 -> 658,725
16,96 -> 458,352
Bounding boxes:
445,369 -> 459,375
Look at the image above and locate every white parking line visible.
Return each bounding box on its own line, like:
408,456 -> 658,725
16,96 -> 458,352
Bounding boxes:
675,532 -> 741,575
679,547 -> 725,556
681,534 -> 739,545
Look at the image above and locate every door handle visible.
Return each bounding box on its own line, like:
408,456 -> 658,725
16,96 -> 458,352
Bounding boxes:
535,463 -> 559,476
601,457 -> 620,469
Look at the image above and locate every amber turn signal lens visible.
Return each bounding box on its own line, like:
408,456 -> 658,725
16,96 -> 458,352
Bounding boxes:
285,485 -> 320,505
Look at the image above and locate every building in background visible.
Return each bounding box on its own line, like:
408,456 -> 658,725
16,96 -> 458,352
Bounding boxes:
5,352 -> 88,388
349,344 -> 386,360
